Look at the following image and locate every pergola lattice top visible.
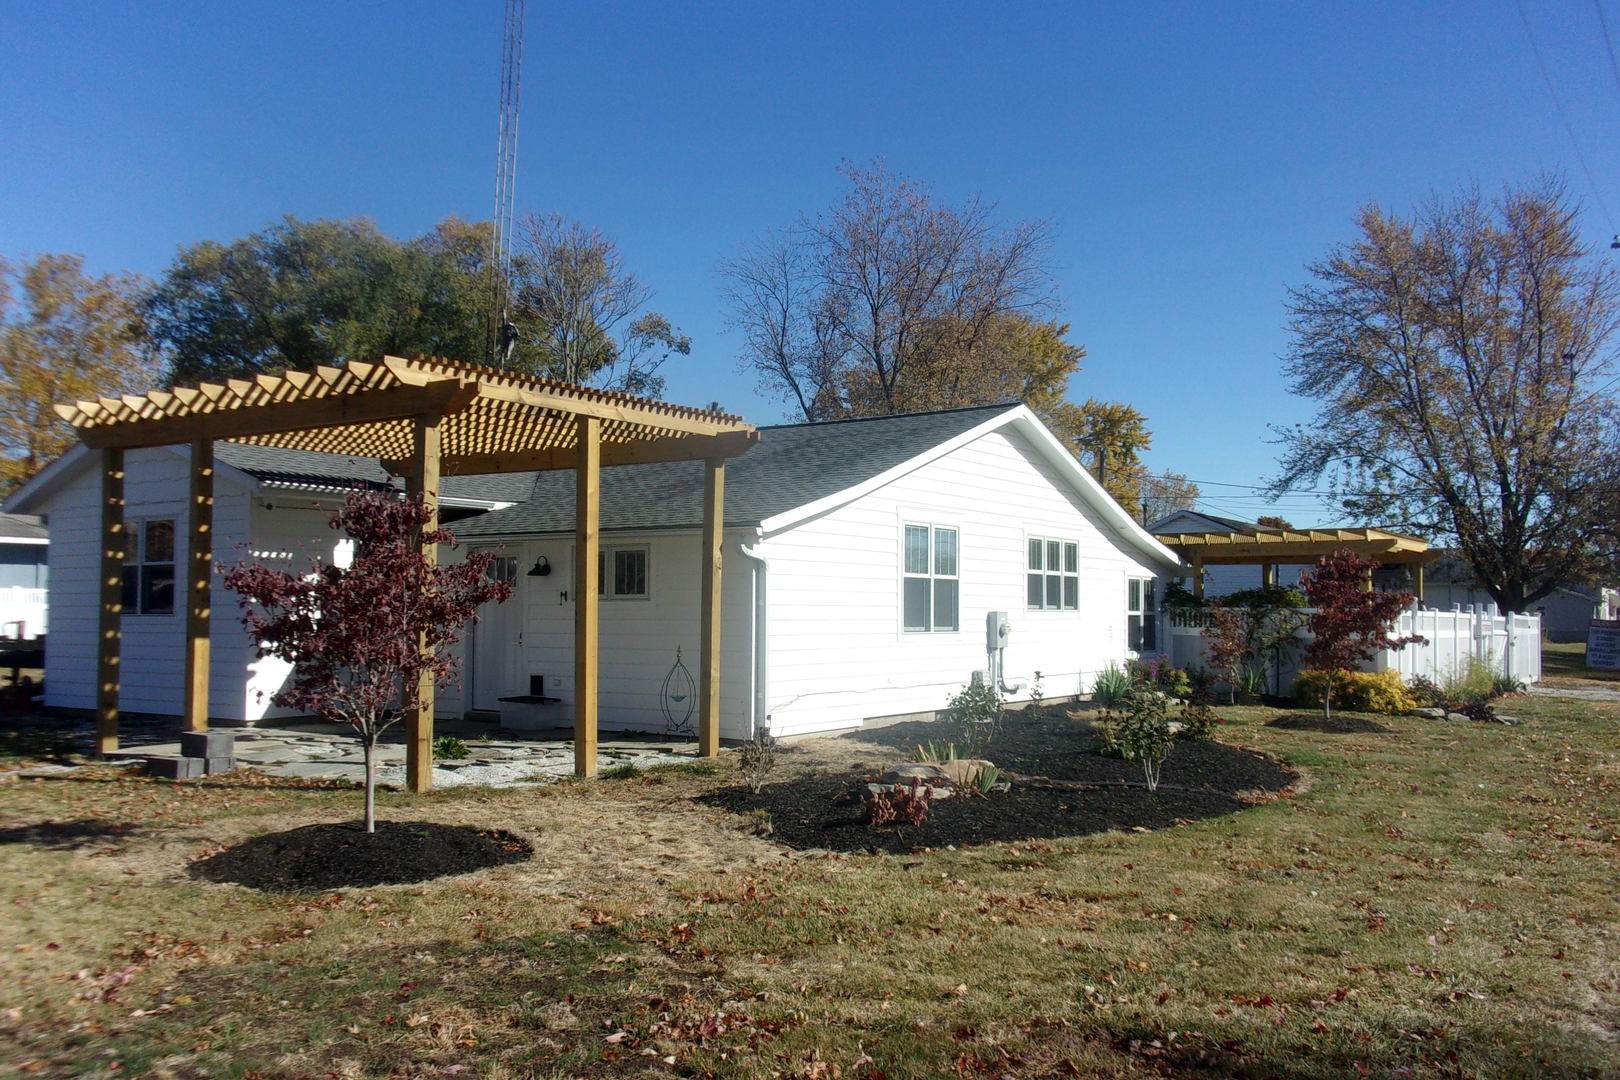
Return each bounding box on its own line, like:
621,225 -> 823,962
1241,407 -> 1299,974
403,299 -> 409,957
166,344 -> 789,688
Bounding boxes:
1154,526 -> 1439,566
54,355 -> 757,471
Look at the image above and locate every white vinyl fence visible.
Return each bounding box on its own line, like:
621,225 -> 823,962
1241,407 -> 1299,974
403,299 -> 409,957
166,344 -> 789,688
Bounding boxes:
0,586 -> 47,639
1166,604 -> 1541,691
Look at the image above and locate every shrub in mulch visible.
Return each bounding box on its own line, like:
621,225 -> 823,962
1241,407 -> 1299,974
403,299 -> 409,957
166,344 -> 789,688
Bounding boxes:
188,820 -> 533,892
700,713 -> 1297,855
1265,713 -> 1392,734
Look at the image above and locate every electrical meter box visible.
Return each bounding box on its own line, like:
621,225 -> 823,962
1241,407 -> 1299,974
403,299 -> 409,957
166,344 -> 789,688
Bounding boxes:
987,610 -> 1011,650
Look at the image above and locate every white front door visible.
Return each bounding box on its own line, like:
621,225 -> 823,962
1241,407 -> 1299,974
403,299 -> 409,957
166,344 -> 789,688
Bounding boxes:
471,552 -> 523,712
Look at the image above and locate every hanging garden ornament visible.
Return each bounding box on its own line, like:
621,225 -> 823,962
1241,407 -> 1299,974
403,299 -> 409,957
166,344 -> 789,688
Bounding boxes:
661,646 -> 696,737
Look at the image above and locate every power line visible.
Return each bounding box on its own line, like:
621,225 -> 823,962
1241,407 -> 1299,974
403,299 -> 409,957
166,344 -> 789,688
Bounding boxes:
1594,0 -> 1620,102
1517,0 -> 1619,232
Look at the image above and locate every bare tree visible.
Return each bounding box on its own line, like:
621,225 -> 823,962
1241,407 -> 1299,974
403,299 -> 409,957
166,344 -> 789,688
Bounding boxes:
721,162 -> 1056,418
1272,179 -> 1620,612
1140,471 -> 1201,524
512,213 -> 689,395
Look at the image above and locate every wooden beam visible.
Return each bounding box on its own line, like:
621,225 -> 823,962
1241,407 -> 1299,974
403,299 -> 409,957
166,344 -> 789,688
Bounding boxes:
438,429 -> 759,476
574,415 -> 600,778
183,439 -> 213,733
404,413 -> 442,794
96,449 -> 125,755
470,380 -> 749,439
1192,552 -> 1204,600
1261,562 -> 1275,588
1413,562 -> 1425,604
698,457 -> 724,758
73,380 -> 478,450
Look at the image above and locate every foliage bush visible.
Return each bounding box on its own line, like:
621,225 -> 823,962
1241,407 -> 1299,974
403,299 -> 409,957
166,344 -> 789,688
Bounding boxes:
432,735 -> 471,760
1091,663 -> 1132,708
1442,657 -> 1499,706
1161,581 -> 1206,609
1291,669 -> 1417,715
737,725 -> 778,794
1127,657 -> 1192,699
1177,700 -> 1222,742
942,679 -> 1002,757
1458,700 -> 1498,723
1097,689 -> 1175,791
1406,674 -> 1446,709
1220,584 -> 1309,610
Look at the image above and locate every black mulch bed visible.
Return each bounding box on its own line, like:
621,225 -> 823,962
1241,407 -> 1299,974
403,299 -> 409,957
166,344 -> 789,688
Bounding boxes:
700,712 -> 1297,855
1266,713 -> 1392,734
188,820 -> 533,892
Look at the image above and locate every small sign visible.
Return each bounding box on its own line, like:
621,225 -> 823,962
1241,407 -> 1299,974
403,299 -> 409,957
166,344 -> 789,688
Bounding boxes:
1589,619 -> 1620,670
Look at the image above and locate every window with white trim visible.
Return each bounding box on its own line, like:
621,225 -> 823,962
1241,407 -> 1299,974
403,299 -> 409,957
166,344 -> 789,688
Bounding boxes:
1127,577 -> 1158,651
902,523 -> 958,632
1027,537 -> 1079,610
597,545 -> 649,600
122,519 -> 176,615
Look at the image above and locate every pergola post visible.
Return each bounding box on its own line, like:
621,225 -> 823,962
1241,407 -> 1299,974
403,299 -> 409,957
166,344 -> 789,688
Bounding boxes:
1362,566 -> 1374,593
405,412 -> 442,794
574,415 -> 600,777
96,449 -> 125,755
1191,552 -> 1204,600
1413,563 -> 1425,604
698,457 -> 725,757
1261,562 -> 1275,589
184,439 -> 213,733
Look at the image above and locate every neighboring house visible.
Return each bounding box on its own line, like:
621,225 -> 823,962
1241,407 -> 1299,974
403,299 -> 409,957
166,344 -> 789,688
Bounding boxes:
6,403 -> 1183,739
0,512 -> 49,638
1149,510 -> 1314,596
1423,551 -> 1617,641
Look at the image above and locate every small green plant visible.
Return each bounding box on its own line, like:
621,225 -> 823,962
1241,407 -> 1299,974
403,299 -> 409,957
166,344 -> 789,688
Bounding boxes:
1091,662 -> 1132,708
942,679 -> 1002,757
1127,657 -> 1192,699
1027,671 -> 1045,714
432,735 -> 471,760
1442,656 -> 1499,706
1178,700 -> 1221,742
1491,672 -> 1526,698
736,724 -> 778,794
913,740 -> 960,764
963,763 -> 1003,795
600,761 -> 641,780
1110,689 -> 1176,791
1237,661 -> 1269,699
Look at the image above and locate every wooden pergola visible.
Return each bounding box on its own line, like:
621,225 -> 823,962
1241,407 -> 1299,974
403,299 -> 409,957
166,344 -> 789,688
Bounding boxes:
1154,527 -> 1442,599
56,355 -> 758,790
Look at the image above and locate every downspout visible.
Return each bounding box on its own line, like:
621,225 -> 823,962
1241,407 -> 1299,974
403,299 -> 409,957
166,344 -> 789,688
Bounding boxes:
737,529 -> 769,737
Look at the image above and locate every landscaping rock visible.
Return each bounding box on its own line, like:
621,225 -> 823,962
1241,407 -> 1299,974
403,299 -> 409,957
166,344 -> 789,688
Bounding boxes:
1445,712 -> 1472,723
936,758 -> 996,785
1412,707 -> 1447,719
880,762 -> 950,785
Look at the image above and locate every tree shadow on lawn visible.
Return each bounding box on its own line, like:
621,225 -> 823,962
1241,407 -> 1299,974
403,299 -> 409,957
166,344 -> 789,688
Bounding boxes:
0,819 -> 140,850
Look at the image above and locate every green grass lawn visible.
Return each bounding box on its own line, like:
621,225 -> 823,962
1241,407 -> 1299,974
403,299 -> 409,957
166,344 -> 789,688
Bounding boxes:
1,696 -> 1617,1079
1542,640 -> 1620,685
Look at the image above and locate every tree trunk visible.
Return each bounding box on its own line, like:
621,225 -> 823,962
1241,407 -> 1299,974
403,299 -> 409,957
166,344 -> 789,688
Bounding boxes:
363,738 -> 376,834
1322,673 -> 1333,720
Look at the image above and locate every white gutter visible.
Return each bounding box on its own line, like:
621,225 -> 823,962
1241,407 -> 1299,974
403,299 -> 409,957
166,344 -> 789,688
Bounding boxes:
737,529 -> 770,737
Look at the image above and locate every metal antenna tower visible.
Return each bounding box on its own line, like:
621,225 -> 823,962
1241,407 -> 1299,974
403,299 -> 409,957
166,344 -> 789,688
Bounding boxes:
491,0 -> 526,367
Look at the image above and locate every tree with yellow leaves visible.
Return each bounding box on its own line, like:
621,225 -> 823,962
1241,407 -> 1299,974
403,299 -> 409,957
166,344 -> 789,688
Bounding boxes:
0,254 -> 154,494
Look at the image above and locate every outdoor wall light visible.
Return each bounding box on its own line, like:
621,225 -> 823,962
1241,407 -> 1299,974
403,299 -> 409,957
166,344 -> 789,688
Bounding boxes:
527,556 -> 552,577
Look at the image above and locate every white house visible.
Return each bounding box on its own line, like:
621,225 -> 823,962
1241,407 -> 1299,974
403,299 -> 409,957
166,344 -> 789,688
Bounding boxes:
0,512 -> 49,638
6,403 -> 1184,739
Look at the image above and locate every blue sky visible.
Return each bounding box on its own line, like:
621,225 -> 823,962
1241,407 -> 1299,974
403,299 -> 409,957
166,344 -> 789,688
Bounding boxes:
4,1 -> 1618,525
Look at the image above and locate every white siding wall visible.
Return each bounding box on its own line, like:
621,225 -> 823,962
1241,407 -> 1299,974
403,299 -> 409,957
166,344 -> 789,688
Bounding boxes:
440,531 -> 756,739
41,448 -> 263,720
758,427 -> 1165,737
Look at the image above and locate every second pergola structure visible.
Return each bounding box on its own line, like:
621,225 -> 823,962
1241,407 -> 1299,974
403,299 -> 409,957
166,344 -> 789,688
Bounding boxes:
1154,526 -> 1442,598
56,355 -> 758,790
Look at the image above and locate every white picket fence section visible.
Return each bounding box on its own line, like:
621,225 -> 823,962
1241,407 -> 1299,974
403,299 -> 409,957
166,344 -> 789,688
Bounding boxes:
0,586 -> 48,638
1165,604 -> 1541,689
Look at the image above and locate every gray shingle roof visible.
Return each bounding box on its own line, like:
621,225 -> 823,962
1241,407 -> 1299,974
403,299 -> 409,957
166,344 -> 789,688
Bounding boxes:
215,404 -> 1016,536
0,512 -> 47,541
452,403 -> 1017,536
1148,509 -> 1257,533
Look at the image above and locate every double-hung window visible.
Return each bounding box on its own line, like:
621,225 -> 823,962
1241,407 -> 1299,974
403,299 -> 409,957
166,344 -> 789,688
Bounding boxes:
597,545 -> 649,600
1127,577 -> 1158,652
1027,537 -> 1079,610
122,519 -> 176,615
902,524 -> 958,632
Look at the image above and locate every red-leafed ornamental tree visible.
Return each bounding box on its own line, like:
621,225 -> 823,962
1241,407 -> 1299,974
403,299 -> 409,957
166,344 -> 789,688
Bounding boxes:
224,489 -> 513,832
1300,549 -> 1424,719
